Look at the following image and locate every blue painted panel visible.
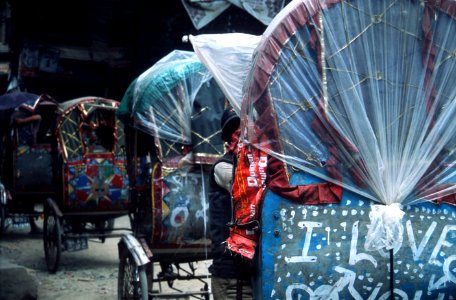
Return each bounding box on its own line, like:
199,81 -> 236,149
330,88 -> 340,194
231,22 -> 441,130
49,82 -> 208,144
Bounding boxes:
160,169 -> 210,244
395,203 -> 456,297
259,172 -> 456,299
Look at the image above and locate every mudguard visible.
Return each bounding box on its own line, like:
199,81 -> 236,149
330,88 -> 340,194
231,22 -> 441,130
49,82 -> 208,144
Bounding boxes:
118,234 -> 151,267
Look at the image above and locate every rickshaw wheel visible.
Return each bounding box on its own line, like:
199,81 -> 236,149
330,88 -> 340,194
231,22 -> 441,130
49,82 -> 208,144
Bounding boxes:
43,206 -> 62,273
118,249 -> 149,300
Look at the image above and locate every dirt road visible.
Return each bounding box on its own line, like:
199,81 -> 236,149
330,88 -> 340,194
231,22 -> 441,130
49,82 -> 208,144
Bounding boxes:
0,216 -> 212,300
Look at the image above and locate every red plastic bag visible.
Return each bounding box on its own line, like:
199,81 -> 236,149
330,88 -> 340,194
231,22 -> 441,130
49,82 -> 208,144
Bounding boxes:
226,143 -> 267,260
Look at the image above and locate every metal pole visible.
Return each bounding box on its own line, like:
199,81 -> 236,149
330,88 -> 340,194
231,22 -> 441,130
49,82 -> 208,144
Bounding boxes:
390,249 -> 394,299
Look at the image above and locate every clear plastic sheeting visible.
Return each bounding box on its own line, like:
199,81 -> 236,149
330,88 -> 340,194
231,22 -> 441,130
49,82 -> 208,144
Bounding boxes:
241,0 -> 456,250
365,203 -> 405,251
117,50 -> 213,144
181,0 -> 289,30
188,33 -> 261,115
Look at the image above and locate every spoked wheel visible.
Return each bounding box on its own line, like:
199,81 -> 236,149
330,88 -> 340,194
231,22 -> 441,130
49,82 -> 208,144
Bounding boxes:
43,204 -> 62,273
118,250 -> 149,300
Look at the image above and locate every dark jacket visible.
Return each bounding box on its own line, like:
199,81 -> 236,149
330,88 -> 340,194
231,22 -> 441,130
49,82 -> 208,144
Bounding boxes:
208,152 -> 251,279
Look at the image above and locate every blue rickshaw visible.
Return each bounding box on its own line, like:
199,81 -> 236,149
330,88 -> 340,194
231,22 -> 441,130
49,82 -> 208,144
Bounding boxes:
189,0 -> 456,298
234,0 -> 456,298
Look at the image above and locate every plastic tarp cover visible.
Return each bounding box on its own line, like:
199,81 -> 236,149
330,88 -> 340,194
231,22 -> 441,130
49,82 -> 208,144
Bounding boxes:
117,50 -> 213,144
240,0 -> 456,251
181,0 -> 289,30
189,33 -> 261,115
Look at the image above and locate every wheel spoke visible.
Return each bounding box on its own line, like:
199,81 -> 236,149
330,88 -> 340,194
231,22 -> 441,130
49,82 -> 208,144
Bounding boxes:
43,207 -> 61,273
118,251 -> 148,300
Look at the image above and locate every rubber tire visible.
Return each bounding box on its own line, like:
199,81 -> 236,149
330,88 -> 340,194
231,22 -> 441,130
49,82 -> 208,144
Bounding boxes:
43,205 -> 62,273
118,249 -> 148,300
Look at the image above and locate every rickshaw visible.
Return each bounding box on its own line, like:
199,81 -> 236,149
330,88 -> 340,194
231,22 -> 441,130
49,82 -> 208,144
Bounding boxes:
0,92 -> 59,234
189,0 -> 456,298
43,96 -> 130,273
116,50 -> 226,299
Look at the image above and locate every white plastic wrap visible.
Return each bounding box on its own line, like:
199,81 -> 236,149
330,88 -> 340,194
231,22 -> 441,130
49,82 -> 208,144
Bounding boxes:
181,0 -> 289,30
118,50 -> 213,144
238,0 -> 456,251
189,33 -> 261,115
364,203 -> 405,251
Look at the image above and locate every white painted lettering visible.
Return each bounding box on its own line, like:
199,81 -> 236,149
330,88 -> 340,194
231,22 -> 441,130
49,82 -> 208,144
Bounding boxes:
406,220 -> 436,261
378,289 -> 408,300
429,255 -> 456,291
285,221 -> 321,263
247,177 -> 258,187
429,225 -> 456,266
350,221 -> 378,267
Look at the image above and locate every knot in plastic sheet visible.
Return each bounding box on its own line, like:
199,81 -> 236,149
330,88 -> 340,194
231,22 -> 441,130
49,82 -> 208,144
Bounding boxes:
364,203 -> 405,252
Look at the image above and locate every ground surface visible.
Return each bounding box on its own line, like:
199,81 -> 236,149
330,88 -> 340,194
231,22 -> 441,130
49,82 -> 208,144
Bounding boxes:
0,215 -> 212,300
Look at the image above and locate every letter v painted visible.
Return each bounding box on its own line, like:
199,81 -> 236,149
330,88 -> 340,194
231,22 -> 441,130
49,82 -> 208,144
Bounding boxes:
406,220 -> 436,261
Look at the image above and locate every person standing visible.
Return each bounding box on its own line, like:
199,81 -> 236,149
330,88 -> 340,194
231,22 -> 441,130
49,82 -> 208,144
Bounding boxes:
208,107 -> 253,300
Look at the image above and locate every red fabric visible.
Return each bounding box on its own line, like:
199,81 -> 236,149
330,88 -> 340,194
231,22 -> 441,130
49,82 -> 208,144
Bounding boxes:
267,155 -> 342,204
225,128 -> 241,154
226,144 -> 267,259
424,183 -> 456,206
435,194 -> 456,206
226,144 -> 343,260
226,230 -> 257,260
310,114 -> 366,188
231,144 -> 267,226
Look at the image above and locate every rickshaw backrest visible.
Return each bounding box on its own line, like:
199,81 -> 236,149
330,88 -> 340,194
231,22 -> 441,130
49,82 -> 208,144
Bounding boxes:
12,94 -> 59,147
55,97 -> 129,212
9,94 -> 59,194
56,98 -> 123,161
189,78 -> 225,159
156,78 -> 226,168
